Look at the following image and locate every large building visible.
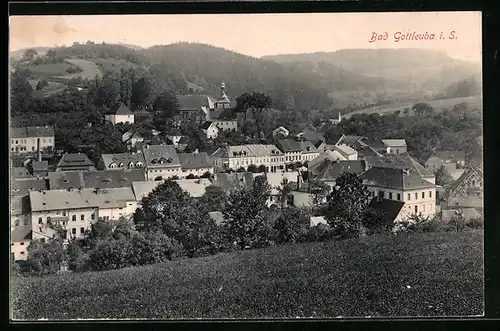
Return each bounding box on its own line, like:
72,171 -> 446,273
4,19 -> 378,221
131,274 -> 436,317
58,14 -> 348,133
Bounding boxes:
141,145 -> 182,180
10,126 -> 55,154
364,154 -> 435,184
277,139 -> 320,164
48,169 -> 146,190
98,152 -> 146,171
55,153 -> 97,172
446,165 -> 483,209
29,187 -> 138,241
361,167 -> 437,220
211,144 -> 286,172
178,152 -> 214,178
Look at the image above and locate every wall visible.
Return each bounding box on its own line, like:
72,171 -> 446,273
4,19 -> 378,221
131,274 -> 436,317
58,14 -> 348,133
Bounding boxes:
31,207 -> 98,240
10,136 -> 55,153
147,166 -> 182,181
290,191 -> 313,208
387,146 -> 408,155
113,114 -> 135,125
98,201 -> 138,221
180,167 -> 214,178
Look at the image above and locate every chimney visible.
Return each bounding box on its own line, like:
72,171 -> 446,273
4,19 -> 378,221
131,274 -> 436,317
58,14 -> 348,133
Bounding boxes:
37,138 -> 42,162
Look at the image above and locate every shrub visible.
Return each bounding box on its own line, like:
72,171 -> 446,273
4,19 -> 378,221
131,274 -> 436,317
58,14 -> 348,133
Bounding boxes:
247,164 -> 258,173
305,223 -> 333,242
236,167 -> 245,172
154,176 -> 163,181
257,165 -> 267,173
466,217 -> 483,230
200,171 -> 212,178
272,206 -> 310,244
186,174 -> 196,179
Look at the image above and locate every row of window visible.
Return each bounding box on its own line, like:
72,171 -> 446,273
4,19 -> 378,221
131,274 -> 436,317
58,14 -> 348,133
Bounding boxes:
13,220 -> 29,226
12,138 -> 52,145
408,204 -> 433,213
38,214 -> 96,224
376,190 -> 433,201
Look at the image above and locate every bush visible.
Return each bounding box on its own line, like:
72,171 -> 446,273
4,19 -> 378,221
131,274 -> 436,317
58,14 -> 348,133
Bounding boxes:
247,164 -> 258,173
465,217 -> 483,229
236,167 -> 245,172
186,174 -> 196,179
200,171 -> 212,178
272,206 -> 310,244
305,223 -> 333,242
257,165 -> 267,173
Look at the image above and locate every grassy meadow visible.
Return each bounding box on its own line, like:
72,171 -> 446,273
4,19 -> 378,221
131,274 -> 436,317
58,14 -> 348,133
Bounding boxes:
10,230 -> 483,320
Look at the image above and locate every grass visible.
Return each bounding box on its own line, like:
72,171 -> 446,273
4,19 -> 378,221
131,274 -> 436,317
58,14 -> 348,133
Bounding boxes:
344,95 -> 482,119
28,79 -> 68,97
24,63 -> 73,77
23,59 -> 103,81
10,230 -> 483,320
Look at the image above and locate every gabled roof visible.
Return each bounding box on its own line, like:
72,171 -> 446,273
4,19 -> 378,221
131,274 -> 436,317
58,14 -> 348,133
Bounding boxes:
432,151 -> 466,162
336,135 -> 365,147
11,227 -> 32,243
122,130 -> 143,142
31,160 -> 49,173
278,139 -> 302,152
100,153 -> 146,170
335,144 -> 357,156
360,138 -> 386,150
357,146 -> 383,158
211,172 -> 254,192
113,103 -> 133,115
49,170 -> 146,190
56,153 -> 95,169
141,145 -> 181,167
313,160 -> 365,182
309,151 -> 346,172
201,121 -> 215,130
11,179 -> 49,196
177,95 -> 216,111
364,155 -> 433,178
361,167 -> 435,190
11,126 -> 55,138
368,198 -> 405,224
273,126 -> 289,135
448,165 -> 483,195
178,152 -> 212,169
12,167 -> 33,179
298,140 -> 319,154
382,139 -> 407,147
299,131 -> 325,143
29,187 -> 136,212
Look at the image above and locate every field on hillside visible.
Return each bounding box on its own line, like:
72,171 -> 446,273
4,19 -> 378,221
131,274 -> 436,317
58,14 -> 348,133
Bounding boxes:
23,59 -> 103,81
343,95 -> 482,119
53,59 -> 103,80
24,63 -> 73,78
28,79 -> 67,97
11,230 -> 483,320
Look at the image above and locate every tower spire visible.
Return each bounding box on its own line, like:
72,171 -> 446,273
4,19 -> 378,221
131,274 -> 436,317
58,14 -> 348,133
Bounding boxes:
220,81 -> 228,99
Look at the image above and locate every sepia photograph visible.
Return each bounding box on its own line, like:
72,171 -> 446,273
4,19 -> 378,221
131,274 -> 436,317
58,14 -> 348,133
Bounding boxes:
9,11 -> 483,320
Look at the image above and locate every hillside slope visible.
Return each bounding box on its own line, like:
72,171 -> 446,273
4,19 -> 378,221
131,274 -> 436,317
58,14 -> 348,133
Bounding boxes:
263,48 -> 481,93
11,231 -> 483,319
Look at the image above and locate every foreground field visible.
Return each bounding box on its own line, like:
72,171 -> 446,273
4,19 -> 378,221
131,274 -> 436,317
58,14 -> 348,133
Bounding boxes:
10,231 -> 483,320
343,95 -> 482,119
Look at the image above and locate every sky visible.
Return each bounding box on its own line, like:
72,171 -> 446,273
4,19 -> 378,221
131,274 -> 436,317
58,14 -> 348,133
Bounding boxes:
9,12 -> 482,63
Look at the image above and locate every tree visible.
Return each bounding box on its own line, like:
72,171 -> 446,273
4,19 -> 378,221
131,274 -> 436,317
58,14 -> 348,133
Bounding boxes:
435,165 -> 454,187
131,77 -> 153,110
257,165 -> 267,173
247,164 -> 258,173
324,173 -> 372,238
272,206 -> 310,244
412,103 -> 434,116
153,91 -> 179,119
361,206 -> 392,235
276,177 -> 292,208
222,175 -> 272,249
199,185 -> 228,212
36,79 -> 49,91
235,92 -> 272,137
10,70 -> 34,114
25,236 -> 65,275
22,48 -> 38,61
308,180 -> 331,207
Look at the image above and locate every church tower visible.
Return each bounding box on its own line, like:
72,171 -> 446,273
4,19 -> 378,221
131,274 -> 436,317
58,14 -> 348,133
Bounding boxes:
215,81 -> 231,109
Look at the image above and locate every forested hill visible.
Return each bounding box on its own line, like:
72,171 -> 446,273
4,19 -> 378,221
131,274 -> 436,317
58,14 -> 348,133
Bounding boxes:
263,48 -> 481,93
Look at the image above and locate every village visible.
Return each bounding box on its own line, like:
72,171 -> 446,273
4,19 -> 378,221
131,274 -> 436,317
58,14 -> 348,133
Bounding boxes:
10,82 -> 483,262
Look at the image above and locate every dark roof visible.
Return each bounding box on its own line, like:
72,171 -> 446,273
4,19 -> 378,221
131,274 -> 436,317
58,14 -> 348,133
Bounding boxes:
448,165 -> 483,195
433,151 -> 466,162
300,131 -> 325,143
211,172 -> 254,192
100,153 -> 146,170
10,195 -> 31,215
368,198 -> 405,224
113,103 -> 133,115
337,135 -> 364,147
56,153 -> 95,169
364,155 -> 433,178
361,138 -> 386,150
178,136 -> 190,144
11,179 -> 49,196
48,169 -> 146,190
177,95 -> 215,111
361,167 -> 435,190
313,160 -> 366,182
178,152 -> 212,169
357,146 -> 383,158
278,139 -> 302,152
11,126 -> 55,138
11,228 -> 32,243
141,145 -> 181,167
12,167 -> 33,179
31,160 -> 49,172
201,121 -> 214,130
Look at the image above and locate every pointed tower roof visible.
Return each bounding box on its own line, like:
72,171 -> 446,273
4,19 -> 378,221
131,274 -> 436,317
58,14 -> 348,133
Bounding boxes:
217,81 -> 230,104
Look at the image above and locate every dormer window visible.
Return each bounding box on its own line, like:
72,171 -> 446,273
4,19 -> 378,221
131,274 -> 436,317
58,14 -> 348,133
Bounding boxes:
118,162 -> 124,168
109,163 -> 117,168
136,162 -> 143,167
129,162 -> 135,168
166,158 -> 172,163
151,159 -> 157,164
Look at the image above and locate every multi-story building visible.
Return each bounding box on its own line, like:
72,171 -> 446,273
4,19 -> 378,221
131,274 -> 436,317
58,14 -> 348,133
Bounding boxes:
48,169 -> 146,190
364,154 -> 435,184
141,145 -> 182,180
446,164 -> 483,209
361,167 -> 437,220
425,151 -> 466,173
55,153 -> 97,172
98,152 -> 146,171
10,126 -> 55,154
277,139 -> 320,164
211,144 -> 285,172
178,152 -> 214,178
29,187 -> 137,241
202,120 -> 239,139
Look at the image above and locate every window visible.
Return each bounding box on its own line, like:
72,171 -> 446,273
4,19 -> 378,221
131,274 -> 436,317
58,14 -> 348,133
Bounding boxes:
38,217 -> 43,224
80,227 -> 85,234
14,220 -> 19,226
72,215 -> 76,221
81,214 -> 84,221
41,238 -> 45,243
47,216 -> 51,223
20,242 -> 24,246
91,213 -> 95,220
414,205 -> 418,213
24,220 -> 28,226
422,192 -> 425,199
20,251 -> 25,255
32,146 -> 35,151
62,211 -> 66,216
72,228 -> 76,235
15,140 -> 18,144
415,193 -> 418,200
43,139 -> 46,143
378,191 -> 384,199
429,191 -> 432,198
389,192 -> 393,200
397,193 -> 401,201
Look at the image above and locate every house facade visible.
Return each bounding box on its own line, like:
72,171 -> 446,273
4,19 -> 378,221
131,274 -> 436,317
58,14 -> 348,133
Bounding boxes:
446,165 -> 483,209
105,103 -> 135,125
211,144 -> 286,173
381,139 -> 407,155
99,152 -> 146,171
178,152 -> 215,178
425,151 -> 466,173
141,145 -> 182,180
334,144 -> 358,160
10,126 -> 55,154
202,121 -> 220,139
277,139 -> 320,164
272,126 -> 290,139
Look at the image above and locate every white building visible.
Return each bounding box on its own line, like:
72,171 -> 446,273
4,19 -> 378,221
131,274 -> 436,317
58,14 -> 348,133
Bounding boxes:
105,103 -> 134,125
178,152 -> 214,178
272,126 -> 290,139
10,126 -> 55,154
211,144 -> 286,172
141,145 -> 182,181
